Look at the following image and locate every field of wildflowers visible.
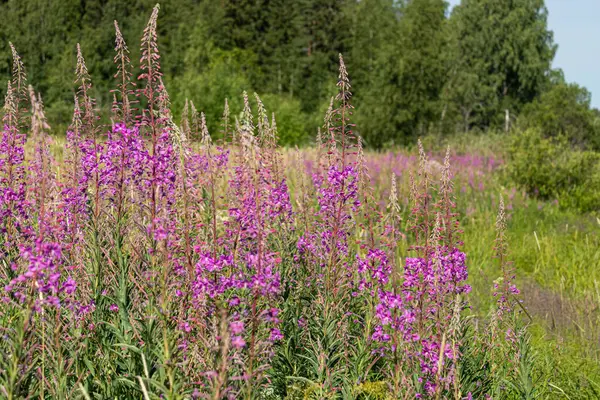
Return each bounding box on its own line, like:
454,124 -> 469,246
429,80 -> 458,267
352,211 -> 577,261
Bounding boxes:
1,5 -> 600,400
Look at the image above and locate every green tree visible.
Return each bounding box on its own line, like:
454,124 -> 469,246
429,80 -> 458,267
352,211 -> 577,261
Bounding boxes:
359,0 -> 449,148
345,0 -> 398,87
262,0 -> 306,97
172,47 -> 254,141
519,78 -> 600,150
0,0 -> 81,113
444,0 -> 556,131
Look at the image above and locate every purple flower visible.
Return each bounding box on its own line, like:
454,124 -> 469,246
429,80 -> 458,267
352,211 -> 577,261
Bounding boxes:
5,239 -> 76,311
269,328 -> 283,342
231,335 -> 246,349
230,321 -> 244,335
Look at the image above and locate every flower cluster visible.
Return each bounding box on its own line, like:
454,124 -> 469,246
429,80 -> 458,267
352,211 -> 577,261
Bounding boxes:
4,239 -> 76,311
0,125 -> 29,246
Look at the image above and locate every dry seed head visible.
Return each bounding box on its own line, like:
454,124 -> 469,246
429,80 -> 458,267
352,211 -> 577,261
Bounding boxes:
241,91 -> 253,132
114,20 -> 129,56
190,100 -> 199,138
417,139 -> 427,173
444,145 -> 451,170
356,135 -> 369,187
157,77 -> 171,118
75,43 -> 97,133
29,86 -> 50,136
200,112 -> 211,146
409,170 -> 417,204
240,92 -> 256,162
442,146 -> 451,186
389,172 -> 399,211
221,98 -> 230,140
448,294 -> 463,338
76,44 -> 90,84
338,53 -> 350,89
9,42 -> 27,96
496,195 -> 506,234
254,93 -> 269,142
139,2 -> 163,113
431,212 -> 442,249
113,20 -> 134,121
223,98 -> 230,119
71,95 -> 83,132
143,4 -> 160,44
3,80 -> 16,126
166,115 -> 187,152
494,194 -> 509,262
329,129 -> 338,157
240,129 -> 257,166
335,53 -> 353,130
324,96 -> 334,128
357,133 -> 364,154
271,112 -> 278,142
181,99 -> 190,139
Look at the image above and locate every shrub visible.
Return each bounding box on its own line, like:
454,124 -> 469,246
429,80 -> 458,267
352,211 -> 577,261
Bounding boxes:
507,128 -> 600,212
518,82 -> 600,150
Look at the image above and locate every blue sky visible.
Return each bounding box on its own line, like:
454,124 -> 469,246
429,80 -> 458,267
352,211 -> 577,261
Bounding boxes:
447,0 -> 600,108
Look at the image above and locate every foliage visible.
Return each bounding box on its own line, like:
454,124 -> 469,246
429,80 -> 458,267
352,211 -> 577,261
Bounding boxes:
0,0 -> 579,147
260,94 -> 309,146
172,47 -> 253,140
507,128 -> 600,212
518,80 -> 600,150
358,0 -> 449,147
444,0 -> 556,131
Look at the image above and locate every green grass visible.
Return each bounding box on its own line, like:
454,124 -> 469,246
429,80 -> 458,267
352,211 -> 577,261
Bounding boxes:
442,134 -> 600,398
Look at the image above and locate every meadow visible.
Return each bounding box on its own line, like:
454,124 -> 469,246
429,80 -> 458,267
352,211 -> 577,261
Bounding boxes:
1,5 -> 600,400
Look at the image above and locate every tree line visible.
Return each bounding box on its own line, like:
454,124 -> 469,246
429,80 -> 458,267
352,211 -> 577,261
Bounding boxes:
0,0 -> 597,148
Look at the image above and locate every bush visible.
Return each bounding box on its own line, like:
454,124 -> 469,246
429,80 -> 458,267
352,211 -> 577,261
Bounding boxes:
518,82 -> 600,150
507,128 -> 600,213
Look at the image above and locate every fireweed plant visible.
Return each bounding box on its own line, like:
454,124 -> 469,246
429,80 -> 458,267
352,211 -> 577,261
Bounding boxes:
0,5 -> 537,400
